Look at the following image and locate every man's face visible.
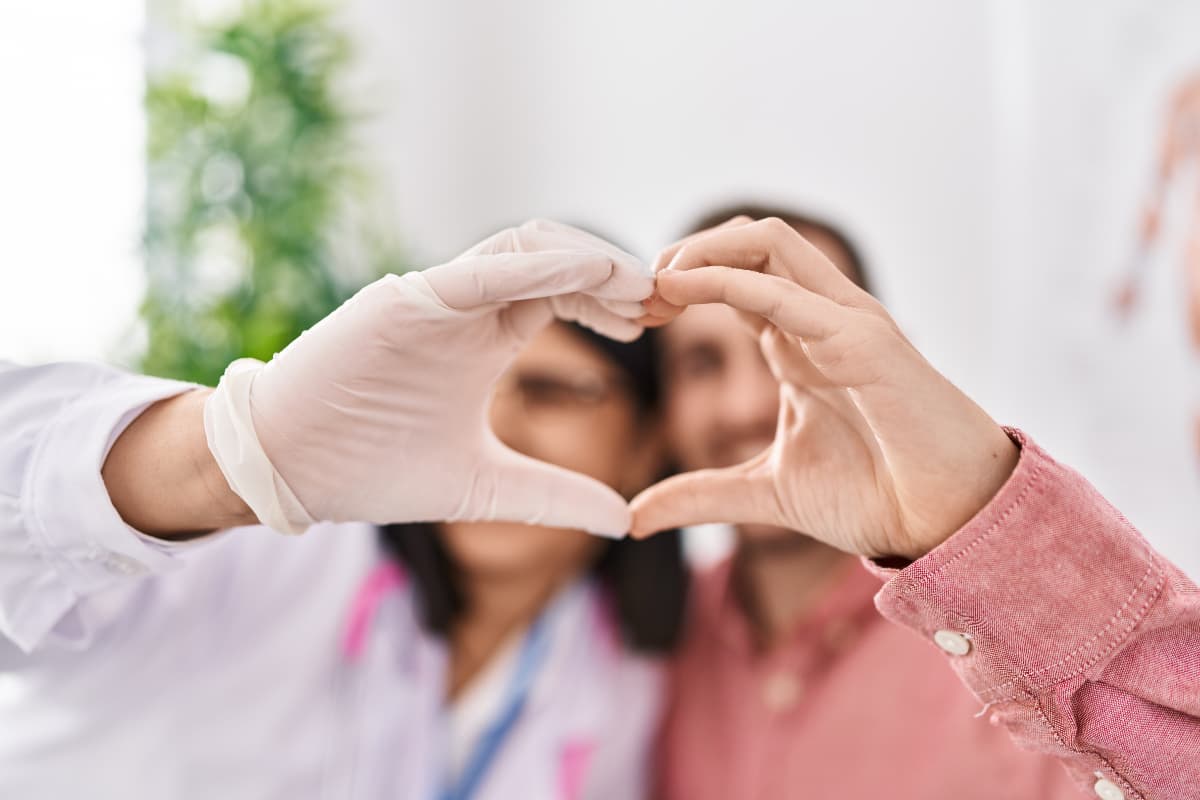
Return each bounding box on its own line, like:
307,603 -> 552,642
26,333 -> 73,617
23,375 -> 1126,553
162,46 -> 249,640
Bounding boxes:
661,304 -> 784,544
659,224 -> 861,545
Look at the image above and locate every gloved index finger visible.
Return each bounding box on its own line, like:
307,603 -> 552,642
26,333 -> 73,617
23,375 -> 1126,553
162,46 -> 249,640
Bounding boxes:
459,220 -> 651,301
509,219 -> 651,301
422,249 -> 650,310
460,219 -> 631,262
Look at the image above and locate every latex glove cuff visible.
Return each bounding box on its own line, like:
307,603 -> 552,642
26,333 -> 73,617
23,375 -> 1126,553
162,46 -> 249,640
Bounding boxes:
204,358 -> 316,534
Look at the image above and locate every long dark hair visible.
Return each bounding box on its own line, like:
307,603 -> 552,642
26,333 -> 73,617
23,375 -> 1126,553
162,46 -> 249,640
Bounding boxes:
378,323 -> 688,654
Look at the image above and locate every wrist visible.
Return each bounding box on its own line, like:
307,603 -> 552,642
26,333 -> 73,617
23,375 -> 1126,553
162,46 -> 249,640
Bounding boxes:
191,390 -> 260,531
900,424 -> 1021,561
103,389 -> 257,539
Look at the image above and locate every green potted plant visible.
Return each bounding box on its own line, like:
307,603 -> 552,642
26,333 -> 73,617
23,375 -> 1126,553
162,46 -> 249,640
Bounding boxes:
140,0 -> 399,384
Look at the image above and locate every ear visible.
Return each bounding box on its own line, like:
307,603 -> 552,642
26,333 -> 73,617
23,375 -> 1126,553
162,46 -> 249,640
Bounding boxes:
619,419 -> 667,499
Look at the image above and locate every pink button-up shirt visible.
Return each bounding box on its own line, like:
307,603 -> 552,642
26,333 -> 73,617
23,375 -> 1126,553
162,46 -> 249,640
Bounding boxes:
659,432 -> 1200,800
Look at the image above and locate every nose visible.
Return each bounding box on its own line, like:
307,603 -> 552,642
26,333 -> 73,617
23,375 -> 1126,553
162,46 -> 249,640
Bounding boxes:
716,351 -> 780,430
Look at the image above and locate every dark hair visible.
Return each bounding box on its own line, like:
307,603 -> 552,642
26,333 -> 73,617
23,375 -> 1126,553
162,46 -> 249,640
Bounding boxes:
378,323 -> 688,654
688,203 -> 872,294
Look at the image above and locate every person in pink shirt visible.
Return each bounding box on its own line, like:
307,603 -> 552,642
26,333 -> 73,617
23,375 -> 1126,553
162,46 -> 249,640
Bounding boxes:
637,209 -> 1200,800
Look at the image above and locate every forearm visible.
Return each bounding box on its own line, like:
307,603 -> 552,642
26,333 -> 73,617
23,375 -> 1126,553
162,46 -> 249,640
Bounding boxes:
102,389 -> 256,539
1,361 -> 221,652
871,431 -> 1200,799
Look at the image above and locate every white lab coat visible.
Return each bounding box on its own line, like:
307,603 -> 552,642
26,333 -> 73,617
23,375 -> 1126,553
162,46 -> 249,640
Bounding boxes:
0,361 -> 664,799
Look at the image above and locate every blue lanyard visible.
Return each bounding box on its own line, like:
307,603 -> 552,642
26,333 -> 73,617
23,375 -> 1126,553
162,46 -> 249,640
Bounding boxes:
438,615 -> 553,800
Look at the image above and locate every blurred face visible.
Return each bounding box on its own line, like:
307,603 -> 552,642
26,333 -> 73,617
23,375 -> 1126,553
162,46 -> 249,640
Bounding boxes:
661,222 -> 861,546
441,323 -> 660,580
661,304 -> 782,546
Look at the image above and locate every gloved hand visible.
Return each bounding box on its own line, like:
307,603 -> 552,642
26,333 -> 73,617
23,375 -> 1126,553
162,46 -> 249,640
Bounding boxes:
204,220 -> 652,537
633,217 -> 1019,560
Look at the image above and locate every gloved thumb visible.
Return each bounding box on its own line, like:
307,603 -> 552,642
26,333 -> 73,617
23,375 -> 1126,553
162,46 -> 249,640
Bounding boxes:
466,443 -> 634,539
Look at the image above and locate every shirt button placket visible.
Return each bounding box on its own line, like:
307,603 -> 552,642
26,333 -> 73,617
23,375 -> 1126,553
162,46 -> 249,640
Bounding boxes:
762,671 -> 803,714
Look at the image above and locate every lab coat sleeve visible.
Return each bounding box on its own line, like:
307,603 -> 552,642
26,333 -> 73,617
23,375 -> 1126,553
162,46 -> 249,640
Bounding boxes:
868,430 -> 1200,800
0,360 -> 204,654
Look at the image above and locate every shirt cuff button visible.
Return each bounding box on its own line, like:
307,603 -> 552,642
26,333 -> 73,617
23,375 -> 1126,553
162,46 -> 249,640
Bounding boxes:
933,629 -> 971,656
1093,776 -> 1124,800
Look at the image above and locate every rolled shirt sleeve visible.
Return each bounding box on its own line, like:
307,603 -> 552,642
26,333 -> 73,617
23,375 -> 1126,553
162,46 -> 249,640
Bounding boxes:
870,429 -> 1200,800
0,361 -> 202,652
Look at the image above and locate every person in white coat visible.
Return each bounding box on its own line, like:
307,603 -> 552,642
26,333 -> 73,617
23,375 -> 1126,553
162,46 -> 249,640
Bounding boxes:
0,222 -> 687,799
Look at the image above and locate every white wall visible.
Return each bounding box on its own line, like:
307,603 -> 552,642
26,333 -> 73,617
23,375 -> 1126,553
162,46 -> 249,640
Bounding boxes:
0,2 -> 146,365
990,0 -> 1200,573
340,0 -> 1001,401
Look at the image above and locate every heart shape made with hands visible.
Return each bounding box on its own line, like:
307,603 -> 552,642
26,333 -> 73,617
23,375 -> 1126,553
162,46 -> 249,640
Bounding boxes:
624,217 -> 1020,561
206,216 -> 1017,560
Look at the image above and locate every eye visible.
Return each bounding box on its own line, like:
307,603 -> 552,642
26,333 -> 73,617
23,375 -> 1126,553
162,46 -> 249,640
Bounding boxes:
511,373 -> 617,409
673,345 -> 723,380
516,376 -> 578,407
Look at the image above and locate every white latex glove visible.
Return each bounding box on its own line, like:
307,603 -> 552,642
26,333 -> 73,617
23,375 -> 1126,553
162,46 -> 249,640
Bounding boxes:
204,220 -> 652,537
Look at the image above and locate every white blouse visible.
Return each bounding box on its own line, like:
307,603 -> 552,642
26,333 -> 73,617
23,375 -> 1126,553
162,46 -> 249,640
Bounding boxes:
0,361 -> 664,800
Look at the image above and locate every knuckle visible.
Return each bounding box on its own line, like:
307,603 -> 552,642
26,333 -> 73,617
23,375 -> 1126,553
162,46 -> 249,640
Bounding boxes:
767,293 -> 787,323
859,312 -> 896,342
759,216 -> 793,239
672,241 -> 696,268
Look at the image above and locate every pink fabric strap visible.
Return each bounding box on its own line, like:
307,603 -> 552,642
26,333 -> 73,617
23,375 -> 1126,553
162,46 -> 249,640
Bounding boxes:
341,560 -> 406,661
558,739 -> 596,800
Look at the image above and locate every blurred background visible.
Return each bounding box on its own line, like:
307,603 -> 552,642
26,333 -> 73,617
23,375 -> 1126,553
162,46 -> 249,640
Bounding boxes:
1,0 -> 1197,574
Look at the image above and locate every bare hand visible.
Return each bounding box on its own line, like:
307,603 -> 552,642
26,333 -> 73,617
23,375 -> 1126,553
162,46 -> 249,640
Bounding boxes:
631,218 -> 1018,560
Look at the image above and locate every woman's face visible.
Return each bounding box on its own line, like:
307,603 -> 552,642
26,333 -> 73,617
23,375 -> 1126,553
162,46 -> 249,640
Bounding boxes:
440,323 -> 661,581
